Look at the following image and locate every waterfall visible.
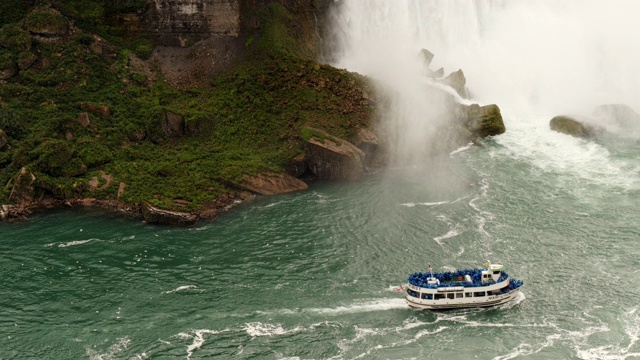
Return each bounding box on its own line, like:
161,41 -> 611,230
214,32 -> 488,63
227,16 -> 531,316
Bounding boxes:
329,0 -> 640,166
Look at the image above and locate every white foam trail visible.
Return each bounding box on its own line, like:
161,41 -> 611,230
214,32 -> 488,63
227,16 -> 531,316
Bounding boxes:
45,239 -> 96,248
449,143 -> 473,156
433,226 -> 461,245
400,201 -> 448,208
162,285 -> 200,294
306,298 -> 407,315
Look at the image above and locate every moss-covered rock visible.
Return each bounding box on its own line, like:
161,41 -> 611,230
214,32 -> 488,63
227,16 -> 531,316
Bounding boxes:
549,115 -> 604,139
465,104 -> 505,138
17,51 -> 37,70
0,23 -> 32,52
23,9 -> 69,37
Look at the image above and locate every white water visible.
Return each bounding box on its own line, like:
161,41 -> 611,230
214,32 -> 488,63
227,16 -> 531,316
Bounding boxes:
330,0 -> 640,172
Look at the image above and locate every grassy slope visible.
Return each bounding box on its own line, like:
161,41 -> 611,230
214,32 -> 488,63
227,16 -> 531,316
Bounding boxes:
0,2 -> 374,212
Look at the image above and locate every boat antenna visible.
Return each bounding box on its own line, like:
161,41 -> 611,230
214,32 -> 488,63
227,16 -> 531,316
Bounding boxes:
428,264 -> 432,279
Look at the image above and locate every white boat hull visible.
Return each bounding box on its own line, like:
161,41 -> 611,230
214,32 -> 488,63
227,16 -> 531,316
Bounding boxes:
405,288 -> 521,310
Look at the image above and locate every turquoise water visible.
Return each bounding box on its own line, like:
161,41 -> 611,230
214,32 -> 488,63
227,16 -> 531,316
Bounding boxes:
2,120 -> 640,359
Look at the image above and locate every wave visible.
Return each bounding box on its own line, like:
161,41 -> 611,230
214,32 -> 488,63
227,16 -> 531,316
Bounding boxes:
162,285 -> 201,294
175,329 -> 230,359
45,239 -> 97,248
433,226 -> 462,245
400,201 -> 449,207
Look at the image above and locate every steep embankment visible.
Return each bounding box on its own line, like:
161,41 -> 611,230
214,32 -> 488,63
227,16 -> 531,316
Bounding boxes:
0,1 -> 376,223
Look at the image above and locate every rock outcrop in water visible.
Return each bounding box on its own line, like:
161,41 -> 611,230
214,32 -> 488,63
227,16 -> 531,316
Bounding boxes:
141,200 -> 198,225
550,104 -> 640,140
550,115 -> 603,139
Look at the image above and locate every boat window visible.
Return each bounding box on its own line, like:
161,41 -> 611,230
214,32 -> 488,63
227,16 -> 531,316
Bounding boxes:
456,293 -> 463,298
447,293 -> 454,300
465,292 -> 472,298
407,289 -> 419,298
474,291 -> 486,297
422,293 -> 432,300
493,271 -> 500,274
434,294 -> 445,300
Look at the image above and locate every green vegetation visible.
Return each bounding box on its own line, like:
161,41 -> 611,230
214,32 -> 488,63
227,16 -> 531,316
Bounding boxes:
0,2 -> 374,212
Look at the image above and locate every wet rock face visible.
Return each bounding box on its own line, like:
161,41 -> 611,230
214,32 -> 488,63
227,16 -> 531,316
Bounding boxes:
240,173 -> 308,195
141,200 -> 198,225
549,115 -> 603,139
464,104 -> 505,138
304,128 -> 366,181
143,0 -> 241,47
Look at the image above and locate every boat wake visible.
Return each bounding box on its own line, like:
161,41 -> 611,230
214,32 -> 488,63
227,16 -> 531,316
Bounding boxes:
305,298 -> 407,315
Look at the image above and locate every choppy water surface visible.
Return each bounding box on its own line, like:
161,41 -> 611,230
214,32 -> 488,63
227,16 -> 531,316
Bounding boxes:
2,115 -> 640,359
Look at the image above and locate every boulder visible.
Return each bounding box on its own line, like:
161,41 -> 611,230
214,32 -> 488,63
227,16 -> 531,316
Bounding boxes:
17,52 -> 37,71
80,103 -> 111,118
428,67 -> 444,78
141,200 -> 198,226
23,8 -> 69,38
240,173 -> 308,195
419,48 -> 435,68
9,167 -> 36,204
0,205 -> 13,220
549,115 -> 604,139
442,69 -> 469,98
77,112 -> 91,127
304,128 -> 365,181
160,110 -> 185,138
0,61 -> 18,80
464,104 -> 506,138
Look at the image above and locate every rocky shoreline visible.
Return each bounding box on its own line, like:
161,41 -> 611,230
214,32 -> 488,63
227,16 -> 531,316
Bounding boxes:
2,96 -> 507,225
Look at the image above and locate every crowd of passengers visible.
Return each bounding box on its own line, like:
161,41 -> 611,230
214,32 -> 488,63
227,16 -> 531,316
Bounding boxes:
407,268 -> 510,288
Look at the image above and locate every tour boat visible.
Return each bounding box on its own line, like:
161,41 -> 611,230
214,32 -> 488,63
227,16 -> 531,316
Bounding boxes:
403,261 -> 523,310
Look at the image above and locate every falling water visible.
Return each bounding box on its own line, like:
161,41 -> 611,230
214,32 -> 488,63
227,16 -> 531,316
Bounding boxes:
329,0 -> 640,165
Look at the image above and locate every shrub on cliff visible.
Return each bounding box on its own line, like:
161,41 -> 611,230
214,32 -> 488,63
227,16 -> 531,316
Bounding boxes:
0,24 -> 32,52
75,137 -> 113,168
23,11 -> 69,36
0,0 -> 28,27
33,140 -> 86,177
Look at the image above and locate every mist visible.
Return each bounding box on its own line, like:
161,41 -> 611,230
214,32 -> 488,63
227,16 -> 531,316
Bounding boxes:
329,0 -> 640,164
